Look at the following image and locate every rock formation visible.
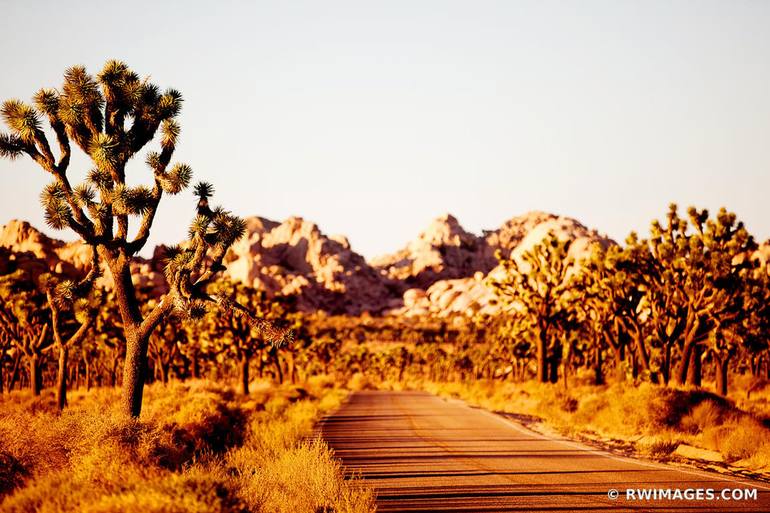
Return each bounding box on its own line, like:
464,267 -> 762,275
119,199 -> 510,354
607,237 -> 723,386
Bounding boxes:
222,216 -> 395,315
1,211 -> 615,317
390,212 -> 613,318
0,220 -> 167,296
371,214 -> 496,291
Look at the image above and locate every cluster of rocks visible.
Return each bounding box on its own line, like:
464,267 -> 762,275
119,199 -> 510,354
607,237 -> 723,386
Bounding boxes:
0,212 -> 619,317
384,212 -> 612,317
221,216 -> 394,314
369,214 -> 497,291
0,220 -> 167,296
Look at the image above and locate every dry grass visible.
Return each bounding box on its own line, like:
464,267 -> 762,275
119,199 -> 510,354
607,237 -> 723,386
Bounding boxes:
0,377 -> 375,513
419,379 -> 770,473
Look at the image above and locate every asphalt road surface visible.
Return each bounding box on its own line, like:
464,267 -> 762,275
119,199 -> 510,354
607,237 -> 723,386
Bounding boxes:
320,391 -> 770,512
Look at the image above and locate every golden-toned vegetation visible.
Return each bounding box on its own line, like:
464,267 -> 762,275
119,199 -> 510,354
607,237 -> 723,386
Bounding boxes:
0,60 -> 290,418
0,378 -> 375,512
1,59 -> 769,510
418,378 -> 770,473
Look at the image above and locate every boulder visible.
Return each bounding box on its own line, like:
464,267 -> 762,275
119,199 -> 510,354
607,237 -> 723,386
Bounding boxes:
673,444 -> 724,463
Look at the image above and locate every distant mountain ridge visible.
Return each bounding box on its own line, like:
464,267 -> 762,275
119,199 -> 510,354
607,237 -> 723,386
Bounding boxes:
1,211 -> 614,316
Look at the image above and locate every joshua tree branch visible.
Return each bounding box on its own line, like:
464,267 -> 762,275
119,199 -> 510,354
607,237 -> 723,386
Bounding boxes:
127,179 -> 163,256
136,297 -> 174,343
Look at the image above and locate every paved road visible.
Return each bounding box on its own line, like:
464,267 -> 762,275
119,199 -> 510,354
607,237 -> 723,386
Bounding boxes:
320,391 -> 770,512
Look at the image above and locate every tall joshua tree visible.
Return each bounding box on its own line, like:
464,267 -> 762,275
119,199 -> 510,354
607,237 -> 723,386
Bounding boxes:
488,233 -> 576,383
44,247 -> 101,410
642,205 -> 754,386
0,61 -> 286,416
0,276 -> 50,395
206,281 -> 292,395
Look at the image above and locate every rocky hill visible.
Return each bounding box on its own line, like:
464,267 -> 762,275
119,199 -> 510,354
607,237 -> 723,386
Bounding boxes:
370,214 -> 496,291
389,212 -> 613,318
1,211 -> 614,317
0,219 -> 167,296
221,216 -> 395,314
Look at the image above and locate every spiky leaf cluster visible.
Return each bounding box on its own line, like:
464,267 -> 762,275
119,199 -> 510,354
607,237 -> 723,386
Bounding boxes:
159,163 -> 192,195
0,60 -> 191,251
39,182 -> 71,229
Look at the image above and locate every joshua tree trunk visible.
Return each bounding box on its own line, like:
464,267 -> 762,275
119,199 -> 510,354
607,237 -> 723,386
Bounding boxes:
614,340 -> 626,382
192,352 -> 200,379
715,356 -> 729,396
537,328 -> 548,383
274,358 -> 284,384
594,346 -> 604,385
56,345 -> 68,410
239,353 -> 250,395
158,357 -> 169,384
686,345 -> 702,387
548,354 -> 560,384
633,331 -> 657,383
110,257 -> 147,416
677,340 -> 694,385
7,353 -> 21,392
29,354 -> 41,396
84,357 -> 92,391
677,320 -> 702,385
662,343 -> 672,385
109,258 -> 167,417
122,331 -> 149,416
110,356 -> 119,387
287,353 -> 296,384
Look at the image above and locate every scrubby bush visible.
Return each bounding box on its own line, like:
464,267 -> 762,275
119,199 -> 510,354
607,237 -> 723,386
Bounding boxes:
0,380 -> 374,513
422,378 -> 770,471
702,417 -> 770,461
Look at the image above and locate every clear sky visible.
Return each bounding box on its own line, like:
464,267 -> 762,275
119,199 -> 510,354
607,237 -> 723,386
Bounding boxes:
1,0 -> 768,258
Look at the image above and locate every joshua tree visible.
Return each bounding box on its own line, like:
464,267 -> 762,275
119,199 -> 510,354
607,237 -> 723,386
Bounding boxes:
715,262 -> 770,396
46,286 -> 100,408
205,281 -> 291,394
0,61 -> 287,416
148,318 -> 184,384
641,205 -> 754,386
41,244 -> 102,409
487,314 -> 534,381
0,273 -> 50,395
488,233 -> 576,383
575,242 -> 651,383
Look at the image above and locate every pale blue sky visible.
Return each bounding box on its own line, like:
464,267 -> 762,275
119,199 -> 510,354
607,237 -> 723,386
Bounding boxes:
1,1 -> 768,258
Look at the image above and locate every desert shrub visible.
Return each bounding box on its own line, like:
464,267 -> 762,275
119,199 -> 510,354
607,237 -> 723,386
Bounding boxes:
737,443 -> 770,470
0,382 -> 248,481
565,384 -> 735,437
0,380 -> 372,513
425,378 -> 770,472
286,386 -> 311,403
570,393 -> 610,426
641,438 -> 679,458
0,451 -> 27,497
227,388 -> 371,513
307,374 -> 335,391
347,372 -> 374,391
139,383 -> 247,469
702,417 -> 770,461
240,439 -> 376,513
559,394 -> 579,413
0,463 -> 243,513
680,401 -> 726,434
